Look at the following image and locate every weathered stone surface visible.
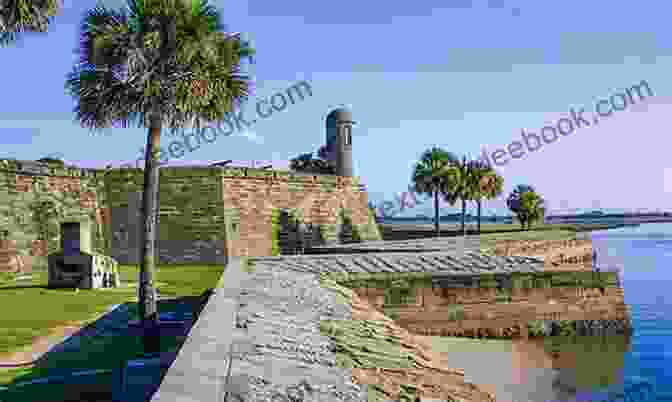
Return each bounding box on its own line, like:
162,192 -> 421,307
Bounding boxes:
0,160 -> 382,266
0,239 -> 32,274
249,252 -> 546,277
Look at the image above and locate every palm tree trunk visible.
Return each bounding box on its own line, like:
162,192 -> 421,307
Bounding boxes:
434,190 -> 439,237
138,116 -> 162,354
460,198 -> 466,236
477,199 -> 482,234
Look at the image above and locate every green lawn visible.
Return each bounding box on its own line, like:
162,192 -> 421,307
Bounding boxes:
0,264 -> 224,393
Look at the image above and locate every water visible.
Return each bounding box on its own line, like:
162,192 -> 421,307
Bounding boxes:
420,222 -> 672,402
588,223 -> 672,402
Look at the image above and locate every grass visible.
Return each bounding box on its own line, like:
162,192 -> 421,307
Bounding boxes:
242,258 -> 256,273
382,221 -> 619,237
0,265 -> 223,355
473,228 -> 583,254
0,264 -> 224,392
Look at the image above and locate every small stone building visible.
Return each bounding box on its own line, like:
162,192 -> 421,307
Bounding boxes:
47,221 -> 120,289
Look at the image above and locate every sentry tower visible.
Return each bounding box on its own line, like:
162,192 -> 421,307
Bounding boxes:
325,108 -> 354,177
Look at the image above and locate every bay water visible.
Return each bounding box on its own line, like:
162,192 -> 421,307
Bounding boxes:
422,222 -> 672,402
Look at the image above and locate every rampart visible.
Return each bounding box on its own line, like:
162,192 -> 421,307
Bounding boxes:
0,159 -> 381,269
0,159 -> 111,270
344,270 -> 630,338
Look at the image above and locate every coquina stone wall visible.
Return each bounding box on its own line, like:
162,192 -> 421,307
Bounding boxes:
0,159 -> 112,271
346,270 -> 631,338
220,167 -> 381,258
0,159 -> 381,268
106,166 -> 380,264
492,238 -> 595,268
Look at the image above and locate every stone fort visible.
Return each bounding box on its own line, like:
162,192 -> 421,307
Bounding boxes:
0,108 -> 381,271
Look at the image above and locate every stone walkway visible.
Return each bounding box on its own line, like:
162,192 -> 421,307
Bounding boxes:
308,236 -> 486,253
152,257 -> 369,402
152,252 -> 530,402
248,252 -> 545,276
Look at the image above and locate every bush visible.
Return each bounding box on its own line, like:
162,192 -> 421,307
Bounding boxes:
446,305 -> 465,321
527,320 -> 546,337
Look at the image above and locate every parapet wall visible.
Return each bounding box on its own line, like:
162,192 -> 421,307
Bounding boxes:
344,270 -> 630,338
104,167 -> 229,265
219,168 -> 380,258
0,160 -> 381,267
106,166 -> 380,263
492,238 -> 595,269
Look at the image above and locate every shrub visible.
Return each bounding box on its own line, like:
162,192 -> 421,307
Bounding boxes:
446,305 -> 465,321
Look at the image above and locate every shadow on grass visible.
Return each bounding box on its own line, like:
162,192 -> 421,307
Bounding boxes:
0,292 -> 212,402
0,284 -> 50,291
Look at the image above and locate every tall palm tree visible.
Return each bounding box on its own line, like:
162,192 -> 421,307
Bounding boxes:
465,160 -> 503,233
65,0 -> 254,353
411,147 -> 460,236
0,0 -> 60,46
441,155 -> 473,236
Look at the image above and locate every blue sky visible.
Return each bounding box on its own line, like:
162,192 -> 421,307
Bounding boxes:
2,0 -> 671,217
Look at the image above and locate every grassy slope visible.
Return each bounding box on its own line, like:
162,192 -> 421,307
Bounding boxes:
0,265 -> 224,388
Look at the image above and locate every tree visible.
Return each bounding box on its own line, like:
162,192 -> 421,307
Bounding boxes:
454,156 -> 474,236
506,185 -> 545,230
36,156 -> 64,165
437,155 -> 473,236
65,0 -> 254,353
411,147 -> 461,236
0,0 -> 60,46
465,160 -> 503,233
289,150 -> 335,174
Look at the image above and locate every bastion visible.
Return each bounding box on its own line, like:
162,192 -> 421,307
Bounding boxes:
0,159 -> 380,269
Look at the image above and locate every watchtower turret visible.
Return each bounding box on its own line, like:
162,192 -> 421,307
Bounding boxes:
325,108 -> 354,177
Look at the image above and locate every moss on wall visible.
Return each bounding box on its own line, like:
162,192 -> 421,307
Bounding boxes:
271,208 -> 309,255
0,165 -> 109,269
355,205 -> 382,242
494,288 -> 512,303
446,305 -> 466,321
334,270 -> 616,291
270,209 -> 281,256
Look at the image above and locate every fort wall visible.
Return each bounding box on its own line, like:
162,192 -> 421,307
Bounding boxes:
0,159 -> 110,270
0,160 -> 381,268
346,270 -> 630,339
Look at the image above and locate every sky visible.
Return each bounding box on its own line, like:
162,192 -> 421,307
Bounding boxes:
2,0 -> 672,217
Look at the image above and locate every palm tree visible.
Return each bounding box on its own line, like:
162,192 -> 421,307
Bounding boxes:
0,0 -> 60,46
506,185 -> 545,230
441,155 -> 472,236
465,160 -> 503,233
411,147 -> 460,236
65,0 -> 254,353
521,191 -> 545,230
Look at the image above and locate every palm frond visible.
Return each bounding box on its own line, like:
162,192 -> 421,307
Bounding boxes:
75,5 -> 132,69
411,147 -> 462,206
0,0 -> 60,46
67,0 -> 254,134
